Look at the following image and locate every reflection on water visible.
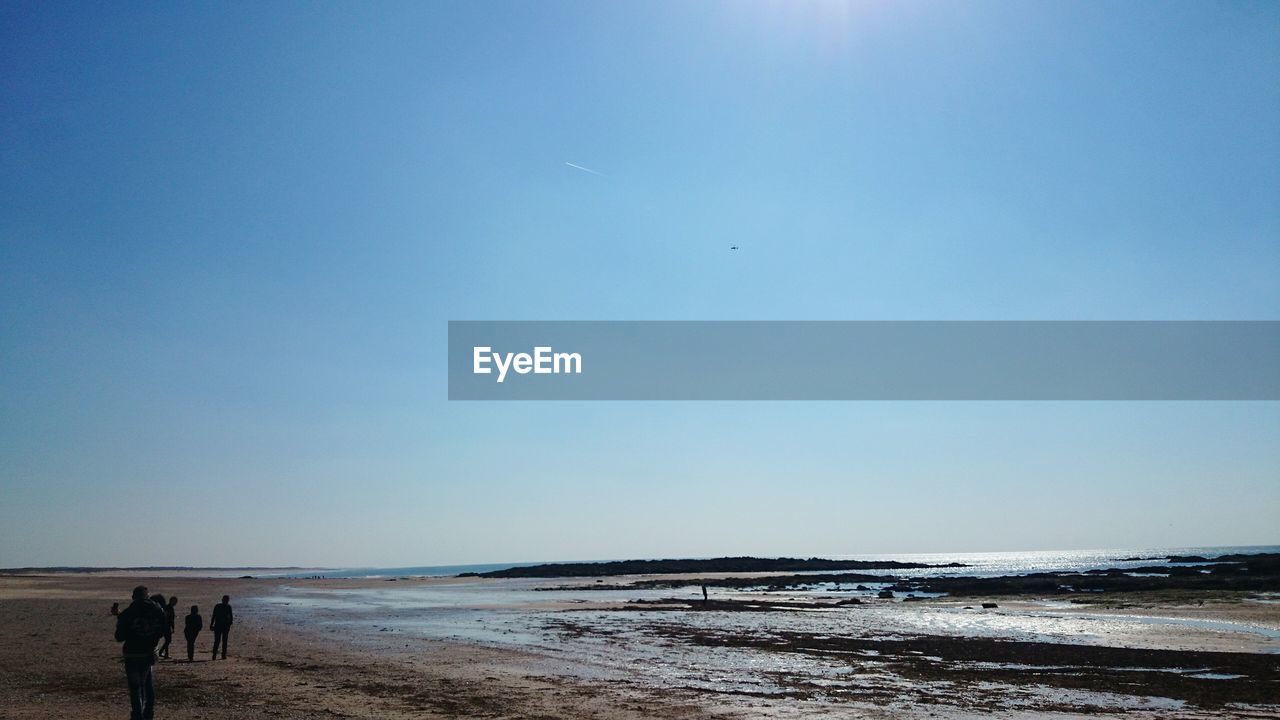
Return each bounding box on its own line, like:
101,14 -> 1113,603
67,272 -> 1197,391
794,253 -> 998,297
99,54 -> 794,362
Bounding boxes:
253,577 -> 1280,651
271,545 -> 1280,579
247,571 -> 1280,714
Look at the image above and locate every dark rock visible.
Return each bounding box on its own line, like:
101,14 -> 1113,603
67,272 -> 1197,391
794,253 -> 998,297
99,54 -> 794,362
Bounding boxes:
465,556 -> 969,579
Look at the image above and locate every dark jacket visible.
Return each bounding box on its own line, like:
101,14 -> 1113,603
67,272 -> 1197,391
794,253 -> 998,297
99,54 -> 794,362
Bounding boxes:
114,599 -> 167,662
184,612 -> 203,638
163,603 -> 176,640
211,602 -> 233,631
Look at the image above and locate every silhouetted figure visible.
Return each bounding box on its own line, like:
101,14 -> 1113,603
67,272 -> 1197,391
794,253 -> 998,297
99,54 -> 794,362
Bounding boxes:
701,584 -> 708,606
110,602 -> 120,616
158,596 -> 178,658
115,586 -> 167,720
147,594 -> 168,661
183,605 -> 203,662
210,595 -> 233,660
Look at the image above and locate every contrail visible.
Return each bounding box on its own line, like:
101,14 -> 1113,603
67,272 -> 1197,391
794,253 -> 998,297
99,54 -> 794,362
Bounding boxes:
565,161 -> 604,177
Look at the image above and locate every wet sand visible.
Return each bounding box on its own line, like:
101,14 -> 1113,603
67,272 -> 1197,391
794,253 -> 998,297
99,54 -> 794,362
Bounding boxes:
1,573 -> 1277,719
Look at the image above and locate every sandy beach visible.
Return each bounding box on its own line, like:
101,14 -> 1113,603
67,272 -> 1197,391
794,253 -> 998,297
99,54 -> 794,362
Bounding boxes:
0,574 -> 728,720
2,569 -> 1278,719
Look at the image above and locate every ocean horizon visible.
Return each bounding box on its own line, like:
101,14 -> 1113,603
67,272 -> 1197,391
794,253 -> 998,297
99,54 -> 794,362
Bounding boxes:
268,544 -> 1280,579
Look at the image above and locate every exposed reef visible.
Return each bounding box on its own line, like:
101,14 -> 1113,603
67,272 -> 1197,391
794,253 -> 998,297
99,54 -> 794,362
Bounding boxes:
460,556 -> 965,579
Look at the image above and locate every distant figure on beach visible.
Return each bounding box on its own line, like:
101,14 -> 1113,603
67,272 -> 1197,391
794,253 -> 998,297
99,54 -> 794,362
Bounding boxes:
148,594 -> 169,660
158,596 -> 178,658
210,595 -> 233,660
110,602 -> 120,616
115,586 -> 168,720
701,584 -> 708,605
183,605 -> 203,662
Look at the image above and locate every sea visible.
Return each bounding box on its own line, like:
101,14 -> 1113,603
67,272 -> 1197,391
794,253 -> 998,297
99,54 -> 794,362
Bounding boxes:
270,545 -> 1279,579
248,544 -> 1280,713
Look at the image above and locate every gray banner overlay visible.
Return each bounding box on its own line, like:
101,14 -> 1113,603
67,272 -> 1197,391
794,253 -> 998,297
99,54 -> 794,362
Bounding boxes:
448,321 -> 1280,400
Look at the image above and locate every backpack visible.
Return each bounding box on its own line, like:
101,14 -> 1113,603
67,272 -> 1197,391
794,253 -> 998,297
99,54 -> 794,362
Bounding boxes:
127,601 -> 168,646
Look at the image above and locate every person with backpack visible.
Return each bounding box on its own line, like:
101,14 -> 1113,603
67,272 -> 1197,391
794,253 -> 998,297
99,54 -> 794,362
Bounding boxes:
148,593 -> 168,656
153,595 -> 177,659
183,605 -> 203,662
114,586 -> 168,720
210,595 -> 233,660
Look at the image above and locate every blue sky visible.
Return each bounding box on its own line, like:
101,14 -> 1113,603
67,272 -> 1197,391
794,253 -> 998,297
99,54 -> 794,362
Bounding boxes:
2,1 -> 1277,566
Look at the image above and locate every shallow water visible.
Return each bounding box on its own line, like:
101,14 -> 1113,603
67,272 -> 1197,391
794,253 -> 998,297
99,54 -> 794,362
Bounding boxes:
256,576 -> 1280,650
248,546 -> 1280,715
248,569 -> 1280,715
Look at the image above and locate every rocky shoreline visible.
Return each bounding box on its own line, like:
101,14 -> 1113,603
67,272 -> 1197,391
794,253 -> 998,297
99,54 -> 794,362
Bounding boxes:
460,555 -> 965,579
539,552 -> 1280,599
544,617 -> 1280,712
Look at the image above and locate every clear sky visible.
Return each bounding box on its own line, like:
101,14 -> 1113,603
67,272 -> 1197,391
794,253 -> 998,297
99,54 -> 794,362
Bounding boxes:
2,1 -> 1277,567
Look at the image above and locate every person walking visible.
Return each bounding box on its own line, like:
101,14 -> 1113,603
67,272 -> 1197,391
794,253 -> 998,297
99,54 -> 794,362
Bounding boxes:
183,605 -> 203,662
158,596 -> 178,658
210,595 -> 233,660
115,586 -> 168,720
